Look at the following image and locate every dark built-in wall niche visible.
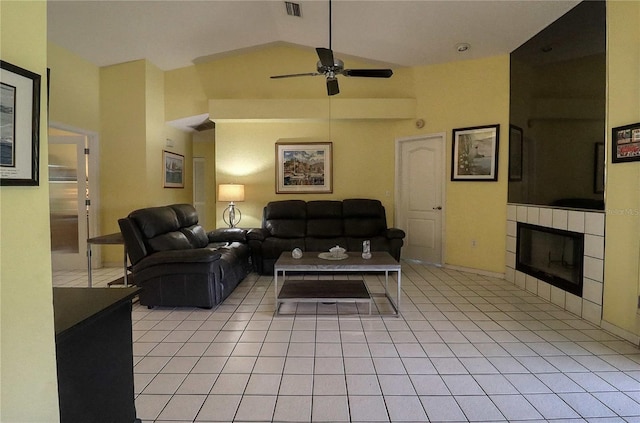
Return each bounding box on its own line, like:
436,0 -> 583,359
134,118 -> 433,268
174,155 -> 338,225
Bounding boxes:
509,0 -> 606,210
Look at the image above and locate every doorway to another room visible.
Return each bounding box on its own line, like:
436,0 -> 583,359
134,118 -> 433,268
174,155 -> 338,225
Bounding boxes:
395,133 -> 445,265
48,125 -> 99,271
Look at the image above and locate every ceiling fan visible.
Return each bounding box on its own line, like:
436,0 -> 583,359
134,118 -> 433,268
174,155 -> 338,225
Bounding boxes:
270,0 -> 393,96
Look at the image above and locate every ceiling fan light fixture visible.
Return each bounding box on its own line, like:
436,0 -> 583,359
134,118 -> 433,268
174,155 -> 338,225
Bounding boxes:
270,0 -> 393,96
456,43 -> 471,53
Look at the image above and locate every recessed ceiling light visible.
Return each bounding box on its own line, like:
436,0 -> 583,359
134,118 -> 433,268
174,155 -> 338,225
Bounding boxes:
456,43 -> 471,53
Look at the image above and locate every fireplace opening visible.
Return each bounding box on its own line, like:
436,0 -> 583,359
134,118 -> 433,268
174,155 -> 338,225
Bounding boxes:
516,223 -> 584,297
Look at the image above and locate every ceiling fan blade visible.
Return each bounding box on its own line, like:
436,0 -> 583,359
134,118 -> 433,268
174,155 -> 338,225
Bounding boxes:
326,77 -> 339,96
316,47 -> 335,68
342,69 -> 393,78
270,72 -> 320,79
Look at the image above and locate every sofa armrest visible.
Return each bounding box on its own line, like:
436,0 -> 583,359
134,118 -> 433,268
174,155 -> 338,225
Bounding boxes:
246,228 -> 269,242
208,227 -> 247,243
386,228 -> 406,239
132,248 -> 222,273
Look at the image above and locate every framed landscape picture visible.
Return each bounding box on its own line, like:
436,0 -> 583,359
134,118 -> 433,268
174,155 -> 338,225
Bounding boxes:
612,122 -> 640,163
0,60 -> 41,186
163,150 -> 184,188
451,124 -> 500,181
276,141 -> 332,193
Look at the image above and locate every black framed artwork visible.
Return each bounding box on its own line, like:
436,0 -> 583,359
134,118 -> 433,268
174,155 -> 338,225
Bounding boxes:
509,125 -> 523,181
0,60 -> 41,186
611,122 -> 640,163
451,124 -> 500,181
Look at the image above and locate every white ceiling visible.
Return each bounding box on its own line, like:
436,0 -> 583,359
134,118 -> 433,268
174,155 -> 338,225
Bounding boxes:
47,0 -> 581,71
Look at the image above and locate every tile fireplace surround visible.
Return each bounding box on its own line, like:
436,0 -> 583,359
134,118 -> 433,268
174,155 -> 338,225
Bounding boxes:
506,204 -> 605,326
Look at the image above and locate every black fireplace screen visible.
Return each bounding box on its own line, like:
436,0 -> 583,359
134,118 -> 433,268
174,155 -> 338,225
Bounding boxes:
516,223 -> 584,297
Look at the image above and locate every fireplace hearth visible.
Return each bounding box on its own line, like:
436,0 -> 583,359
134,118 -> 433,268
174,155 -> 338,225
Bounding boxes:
516,223 -> 584,297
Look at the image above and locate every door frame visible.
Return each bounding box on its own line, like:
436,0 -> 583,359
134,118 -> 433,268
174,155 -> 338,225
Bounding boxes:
394,132 -> 447,265
49,122 -> 101,268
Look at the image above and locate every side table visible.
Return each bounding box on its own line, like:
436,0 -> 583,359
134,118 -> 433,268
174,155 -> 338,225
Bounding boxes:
87,232 -> 128,287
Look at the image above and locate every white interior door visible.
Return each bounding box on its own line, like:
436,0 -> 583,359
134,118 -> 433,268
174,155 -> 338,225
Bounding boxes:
193,157 -> 206,228
49,132 -> 88,270
395,133 -> 445,265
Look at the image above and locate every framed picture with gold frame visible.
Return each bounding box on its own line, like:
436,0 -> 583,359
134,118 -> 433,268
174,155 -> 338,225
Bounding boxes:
276,141 -> 332,193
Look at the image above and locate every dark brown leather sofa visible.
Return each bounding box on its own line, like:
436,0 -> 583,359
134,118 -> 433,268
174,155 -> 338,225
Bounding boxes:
118,204 -> 250,308
247,199 -> 405,275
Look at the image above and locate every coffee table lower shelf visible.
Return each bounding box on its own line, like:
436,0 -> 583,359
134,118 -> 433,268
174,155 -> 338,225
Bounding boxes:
276,279 -> 371,316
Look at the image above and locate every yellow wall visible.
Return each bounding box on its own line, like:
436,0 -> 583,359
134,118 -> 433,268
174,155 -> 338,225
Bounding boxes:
214,119 -> 398,229
99,61 -> 149,262
165,65 -> 209,121
99,60 -> 192,263
47,42 -> 100,131
603,0 -> 640,337
0,1 -> 60,421
408,56 -> 510,273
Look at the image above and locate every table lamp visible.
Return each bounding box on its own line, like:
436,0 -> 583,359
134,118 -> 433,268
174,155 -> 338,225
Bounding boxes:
218,184 -> 245,228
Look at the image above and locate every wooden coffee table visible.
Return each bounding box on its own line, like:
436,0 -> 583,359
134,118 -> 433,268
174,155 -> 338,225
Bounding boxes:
274,251 -> 402,316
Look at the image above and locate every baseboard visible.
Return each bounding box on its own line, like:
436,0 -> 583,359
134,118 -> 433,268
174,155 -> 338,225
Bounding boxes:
600,320 -> 640,346
443,263 -> 505,280
101,262 -> 123,269
401,258 -> 443,267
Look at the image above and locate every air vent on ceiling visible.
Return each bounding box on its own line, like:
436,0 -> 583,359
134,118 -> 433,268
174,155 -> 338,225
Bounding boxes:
285,2 -> 302,17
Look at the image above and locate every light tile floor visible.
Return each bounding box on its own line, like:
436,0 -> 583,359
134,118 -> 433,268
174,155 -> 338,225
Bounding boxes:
54,262 -> 640,422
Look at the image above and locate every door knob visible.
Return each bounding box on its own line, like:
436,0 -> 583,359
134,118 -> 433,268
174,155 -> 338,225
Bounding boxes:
433,206 -> 442,210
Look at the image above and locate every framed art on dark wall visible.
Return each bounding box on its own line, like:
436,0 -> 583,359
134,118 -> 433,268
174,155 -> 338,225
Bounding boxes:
509,125 -> 523,181
0,60 -> 41,186
451,124 -> 500,181
594,142 -> 605,193
612,122 -> 640,163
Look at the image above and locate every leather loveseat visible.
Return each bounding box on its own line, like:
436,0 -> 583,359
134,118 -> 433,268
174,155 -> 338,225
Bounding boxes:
118,203 -> 251,308
247,199 -> 405,275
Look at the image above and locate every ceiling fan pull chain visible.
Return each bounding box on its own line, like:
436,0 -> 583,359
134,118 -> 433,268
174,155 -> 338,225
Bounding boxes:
329,0 -> 332,51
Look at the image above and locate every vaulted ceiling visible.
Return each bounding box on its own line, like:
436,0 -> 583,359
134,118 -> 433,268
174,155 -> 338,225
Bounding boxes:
47,0 -> 580,71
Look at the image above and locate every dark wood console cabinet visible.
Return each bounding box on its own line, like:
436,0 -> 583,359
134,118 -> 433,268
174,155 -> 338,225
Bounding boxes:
53,287 -> 141,423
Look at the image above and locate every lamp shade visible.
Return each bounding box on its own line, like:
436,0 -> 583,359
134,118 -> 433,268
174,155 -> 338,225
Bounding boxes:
218,184 -> 245,202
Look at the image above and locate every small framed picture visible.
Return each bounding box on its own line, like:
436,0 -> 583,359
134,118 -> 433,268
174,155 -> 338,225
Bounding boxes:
163,150 -> 184,188
0,60 -> 41,186
276,141 -> 332,193
509,125 -> 523,181
594,143 -> 605,193
451,124 -> 500,181
612,122 -> 640,163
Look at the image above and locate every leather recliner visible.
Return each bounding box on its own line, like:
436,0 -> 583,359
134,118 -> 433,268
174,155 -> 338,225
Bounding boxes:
118,203 -> 250,308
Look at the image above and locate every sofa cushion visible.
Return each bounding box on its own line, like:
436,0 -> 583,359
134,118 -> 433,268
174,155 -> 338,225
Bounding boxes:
306,201 -> 343,237
343,199 -> 387,237
171,203 -> 199,227
147,231 -> 193,252
181,224 -> 209,248
130,206 -> 180,238
265,200 -> 307,238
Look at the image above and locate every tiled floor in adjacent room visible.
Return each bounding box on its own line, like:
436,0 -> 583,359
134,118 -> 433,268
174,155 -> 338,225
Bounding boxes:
54,262 -> 640,422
